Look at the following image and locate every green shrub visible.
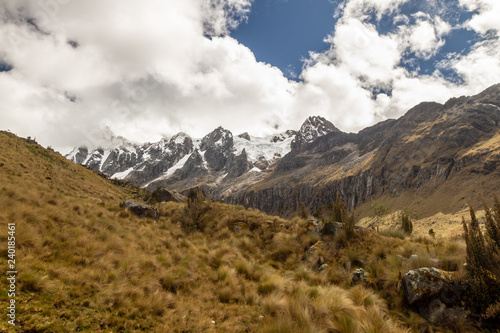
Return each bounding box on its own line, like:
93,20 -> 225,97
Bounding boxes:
371,200 -> 389,217
401,213 -> 413,235
462,198 -> 500,315
180,188 -> 210,233
298,202 -> 308,219
320,194 -> 357,243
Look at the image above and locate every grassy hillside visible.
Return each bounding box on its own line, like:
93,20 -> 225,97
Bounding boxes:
0,131 -> 488,332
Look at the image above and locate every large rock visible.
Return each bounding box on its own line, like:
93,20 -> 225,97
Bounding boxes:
151,187 -> 185,203
122,200 -> 158,219
402,267 -> 467,324
322,222 -> 343,236
402,267 -> 455,304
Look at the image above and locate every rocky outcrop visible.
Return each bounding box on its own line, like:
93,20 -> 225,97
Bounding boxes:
151,188 -> 185,203
402,267 -> 467,324
122,200 -> 158,219
226,149 -> 252,178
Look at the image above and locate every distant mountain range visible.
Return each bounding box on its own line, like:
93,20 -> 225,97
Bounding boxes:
67,115 -> 334,190
68,84 -> 500,217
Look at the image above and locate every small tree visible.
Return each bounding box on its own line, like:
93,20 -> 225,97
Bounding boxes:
324,194 -> 357,242
343,210 -> 356,240
463,198 -> 500,316
401,213 -> 413,235
181,188 -> 210,233
298,202 -> 308,219
484,194 -> 500,250
332,194 -> 345,223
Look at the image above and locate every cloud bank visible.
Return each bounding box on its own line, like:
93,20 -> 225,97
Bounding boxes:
0,0 -> 499,153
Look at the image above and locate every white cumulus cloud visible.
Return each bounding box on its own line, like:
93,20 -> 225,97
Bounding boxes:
0,0 -> 499,154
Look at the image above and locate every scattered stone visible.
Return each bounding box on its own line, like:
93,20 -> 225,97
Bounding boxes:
397,255 -> 406,262
318,264 -> 329,271
351,268 -> 373,285
306,219 -> 320,227
122,200 -> 158,219
408,254 -> 419,266
229,221 -> 249,233
311,224 -> 324,236
253,157 -> 269,171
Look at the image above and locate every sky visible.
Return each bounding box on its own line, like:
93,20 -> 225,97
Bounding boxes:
0,0 -> 499,153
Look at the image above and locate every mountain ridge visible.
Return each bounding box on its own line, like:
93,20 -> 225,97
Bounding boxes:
67,84 -> 500,218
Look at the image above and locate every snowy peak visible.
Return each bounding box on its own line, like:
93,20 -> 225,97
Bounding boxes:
67,117 -> 341,190
291,116 -> 340,150
199,127 -> 234,171
201,126 -> 233,152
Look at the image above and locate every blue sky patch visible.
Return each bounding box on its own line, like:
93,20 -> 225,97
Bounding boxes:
232,0 -> 341,79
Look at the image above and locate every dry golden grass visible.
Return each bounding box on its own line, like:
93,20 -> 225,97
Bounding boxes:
0,131 -> 479,332
359,207 -> 490,238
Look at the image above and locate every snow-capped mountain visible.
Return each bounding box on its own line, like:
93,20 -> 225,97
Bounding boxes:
66,116 -> 339,198
68,124 -> 308,185
291,116 -> 339,151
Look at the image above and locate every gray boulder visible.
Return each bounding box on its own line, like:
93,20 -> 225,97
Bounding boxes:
318,264 -> 328,271
402,267 -> 454,304
402,267 -> 467,324
122,200 -> 158,219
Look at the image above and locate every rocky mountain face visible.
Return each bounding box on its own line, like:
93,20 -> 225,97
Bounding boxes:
67,84 -> 500,217
237,84 -> 500,216
67,126 -> 300,192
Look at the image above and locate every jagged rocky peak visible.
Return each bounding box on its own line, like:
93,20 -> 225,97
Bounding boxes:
200,127 -> 234,171
145,132 -> 193,158
68,146 -> 89,165
291,116 -> 340,150
200,126 -> 234,151
167,132 -> 193,154
226,148 -> 253,178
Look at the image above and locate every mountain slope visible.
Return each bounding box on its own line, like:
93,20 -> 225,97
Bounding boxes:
0,131 -> 414,332
240,84 -> 500,217
66,84 -> 500,223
